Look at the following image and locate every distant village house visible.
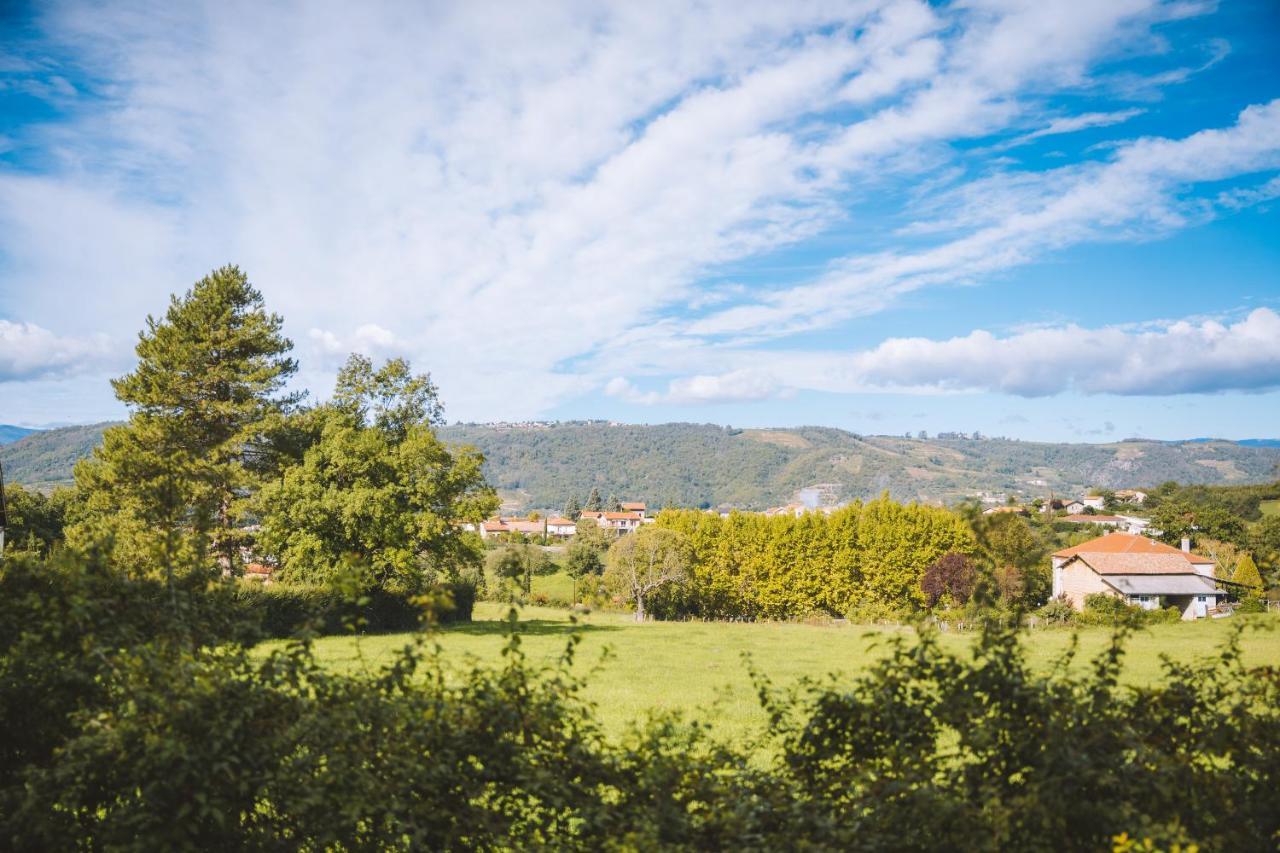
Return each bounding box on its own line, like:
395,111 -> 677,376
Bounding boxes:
478,516 -> 577,540
1051,533 -> 1227,619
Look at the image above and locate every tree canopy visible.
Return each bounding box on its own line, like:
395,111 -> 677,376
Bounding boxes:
68,266 -> 297,573
257,355 -> 496,593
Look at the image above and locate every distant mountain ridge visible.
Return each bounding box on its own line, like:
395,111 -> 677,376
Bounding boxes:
4,420 -> 1278,505
1183,437 -> 1280,448
0,425 -> 38,445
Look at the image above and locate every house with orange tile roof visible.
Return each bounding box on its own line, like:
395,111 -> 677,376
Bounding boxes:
1051,532 -> 1226,619
479,516 -> 577,540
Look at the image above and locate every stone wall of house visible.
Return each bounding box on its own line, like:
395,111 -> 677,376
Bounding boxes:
1059,560 -> 1113,610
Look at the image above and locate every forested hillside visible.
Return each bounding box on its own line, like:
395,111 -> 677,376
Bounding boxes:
6,420 -> 1280,507
438,422 -> 1280,509
0,423 -> 116,488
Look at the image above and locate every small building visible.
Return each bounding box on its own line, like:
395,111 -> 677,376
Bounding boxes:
1051,533 -> 1226,619
1060,514 -> 1126,527
1114,489 -> 1148,505
1117,515 -> 1151,535
579,510 -> 644,534
479,517 -> 575,540
1063,500 -> 1088,514
620,501 -> 647,514
243,562 -> 274,584
1082,496 -> 1105,511
545,517 -> 577,537
600,511 -> 644,533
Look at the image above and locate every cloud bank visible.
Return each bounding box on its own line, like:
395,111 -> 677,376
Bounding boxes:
617,309 -> 1280,403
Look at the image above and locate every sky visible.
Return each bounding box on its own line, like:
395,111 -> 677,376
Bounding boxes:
1,0 -> 1278,441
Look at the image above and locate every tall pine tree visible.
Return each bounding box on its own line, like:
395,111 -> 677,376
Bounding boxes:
70,266 -> 297,573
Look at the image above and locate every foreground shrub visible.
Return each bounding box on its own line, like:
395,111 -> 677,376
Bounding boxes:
2,553 -> 1278,850
232,580 -> 473,637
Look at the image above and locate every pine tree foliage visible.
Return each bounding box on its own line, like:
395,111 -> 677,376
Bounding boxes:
68,266 -> 297,572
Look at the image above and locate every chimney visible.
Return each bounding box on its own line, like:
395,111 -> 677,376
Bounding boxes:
1181,537 -> 1191,553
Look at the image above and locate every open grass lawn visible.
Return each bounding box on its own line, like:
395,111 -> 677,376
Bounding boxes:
291,603 -> 1280,740
1260,498 -> 1280,518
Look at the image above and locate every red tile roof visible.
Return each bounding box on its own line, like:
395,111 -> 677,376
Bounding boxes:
1068,552 -> 1207,575
1061,514 -> 1126,523
1053,532 -> 1210,563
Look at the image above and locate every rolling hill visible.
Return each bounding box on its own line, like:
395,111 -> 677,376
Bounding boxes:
0,423 -> 117,488
4,420 -> 1279,508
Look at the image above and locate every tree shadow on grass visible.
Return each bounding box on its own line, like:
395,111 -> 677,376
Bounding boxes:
443,618 -> 622,637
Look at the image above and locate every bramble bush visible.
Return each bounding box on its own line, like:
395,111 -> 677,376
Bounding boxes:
1,551 -> 1277,850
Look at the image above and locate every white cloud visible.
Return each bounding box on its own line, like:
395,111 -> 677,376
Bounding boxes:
637,308 -> 1280,400
0,320 -> 116,381
1,0 -> 1269,422
998,108 -> 1145,148
607,369 -> 788,405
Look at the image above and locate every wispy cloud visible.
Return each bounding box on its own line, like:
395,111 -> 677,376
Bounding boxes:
689,99 -> 1280,338
996,108 -> 1145,149
0,0 -> 1271,424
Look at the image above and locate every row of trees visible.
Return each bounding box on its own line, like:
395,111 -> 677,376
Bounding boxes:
643,499 -> 981,619
57,266 -> 496,593
561,488 -> 625,519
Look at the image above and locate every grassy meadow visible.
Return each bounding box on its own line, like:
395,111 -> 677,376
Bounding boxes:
284,600 -> 1280,740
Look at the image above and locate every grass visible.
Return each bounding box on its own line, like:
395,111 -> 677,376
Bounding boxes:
530,570 -> 577,603
1260,499 -> 1280,518
284,603 -> 1280,740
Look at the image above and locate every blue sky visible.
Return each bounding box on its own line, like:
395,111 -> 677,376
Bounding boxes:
1,0 -> 1278,441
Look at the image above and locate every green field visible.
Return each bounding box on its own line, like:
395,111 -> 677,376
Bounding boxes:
289,602 -> 1280,739
1261,499 -> 1280,517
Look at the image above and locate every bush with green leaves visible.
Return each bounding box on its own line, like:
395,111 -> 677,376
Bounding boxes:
1236,595 -> 1267,614
2,551 -> 1278,850
1036,597 -> 1075,625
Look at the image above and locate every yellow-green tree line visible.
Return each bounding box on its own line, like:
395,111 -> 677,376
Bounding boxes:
651,496 -> 975,619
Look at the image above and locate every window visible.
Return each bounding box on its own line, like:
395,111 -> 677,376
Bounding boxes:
1196,595 -> 1207,603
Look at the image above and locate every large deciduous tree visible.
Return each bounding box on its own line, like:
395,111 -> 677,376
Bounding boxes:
256,355 -> 496,593
69,266 -> 297,573
605,526 -> 691,622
